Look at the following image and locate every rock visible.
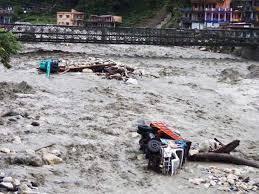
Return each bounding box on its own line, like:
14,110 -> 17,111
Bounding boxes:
51,149 -> 61,157
189,149 -> 199,156
189,178 -> 206,185
130,132 -> 139,138
42,153 -> 63,165
136,154 -> 145,161
18,183 -> 32,194
0,119 -> 4,125
233,168 -> 243,176
204,183 -> 210,188
3,177 -> 13,182
31,122 -> 40,127
0,182 -> 14,191
200,47 -> 207,51
239,183 -> 248,190
1,111 -> 20,117
126,78 -> 138,85
0,172 -> 5,178
13,136 -> 22,144
82,68 -> 93,73
10,152 -> 43,167
199,139 -> 220,152
210,180 -> 216,186
30,181 -> 39,187
252,186 -> 258,191
228,178 -> 235,185
227,174 -> 238,181
217,186 -> 229,191
220,177 -> 227,182
0,148 -> 11,154
8,118 -> 17,122
13,179 -> 20,187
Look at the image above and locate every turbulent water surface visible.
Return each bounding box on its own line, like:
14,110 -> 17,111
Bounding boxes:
0,43 -> 258,194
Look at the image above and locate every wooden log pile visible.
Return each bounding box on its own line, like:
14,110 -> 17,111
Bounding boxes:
58,60 -> 135,81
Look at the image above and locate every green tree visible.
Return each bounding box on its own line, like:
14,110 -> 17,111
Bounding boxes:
0,30 -> 21,68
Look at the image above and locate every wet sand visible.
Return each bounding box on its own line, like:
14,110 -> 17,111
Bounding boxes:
0,43 -> 258,194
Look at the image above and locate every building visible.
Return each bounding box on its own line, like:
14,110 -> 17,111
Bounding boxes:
231,0 -> 259,25
182,0 -> 233,29
87,15 -> 122,27
57,9 -> 84,26
181,0 -> 259,29
0,7 -> 13,24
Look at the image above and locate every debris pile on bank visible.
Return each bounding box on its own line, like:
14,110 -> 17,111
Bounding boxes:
0,145 -> 63,168
136,122 -> 259,178
189,166 -> 258,192
0,172 -> 39,193
38,57 -> 136,81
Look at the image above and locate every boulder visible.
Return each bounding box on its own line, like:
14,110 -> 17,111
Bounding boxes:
10,152 -> 43,167
42,153 -> 63,165
31,122 -> 40,127
126,78 -> 138,85
0,148 -> 11,154
82,68 -> 93,73
189,178 -> 206,185
0,182 -> 14,191
2,177 -> 13,183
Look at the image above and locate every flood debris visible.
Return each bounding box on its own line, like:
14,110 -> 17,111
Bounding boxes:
189,166 -> 258,192
136,122 -> 259,178
137,122 -> 191,175
31,121 -> 40,127
7,146 -> 63,167
38,57 -> 136,81
0,172 -> 39,193
189,139 -> 259,169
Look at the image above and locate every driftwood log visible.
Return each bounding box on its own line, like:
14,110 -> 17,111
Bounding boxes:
60,63 -> 116,73
213,140 -> 240,154
189,153 -> 259,169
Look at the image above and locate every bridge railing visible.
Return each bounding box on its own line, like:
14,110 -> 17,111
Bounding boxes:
0,23 -> 258,46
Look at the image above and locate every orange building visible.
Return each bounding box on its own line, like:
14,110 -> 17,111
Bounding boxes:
57,9 -> 84,26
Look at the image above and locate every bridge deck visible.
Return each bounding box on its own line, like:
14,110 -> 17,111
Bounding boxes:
1,24 -> 259,46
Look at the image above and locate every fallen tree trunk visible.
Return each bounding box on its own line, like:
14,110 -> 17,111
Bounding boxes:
189,153 -> 259,168
213,140 -> 240,154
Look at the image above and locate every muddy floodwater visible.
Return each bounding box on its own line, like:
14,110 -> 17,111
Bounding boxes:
0,43 -> 259,194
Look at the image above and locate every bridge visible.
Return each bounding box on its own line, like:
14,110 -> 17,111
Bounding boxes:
1,24 -> 259,46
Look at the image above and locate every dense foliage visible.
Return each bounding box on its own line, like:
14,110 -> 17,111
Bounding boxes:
0,30 -> 21,68
0,0 -> 190,26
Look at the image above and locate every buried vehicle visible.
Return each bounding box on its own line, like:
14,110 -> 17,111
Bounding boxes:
137,122 -> 191,175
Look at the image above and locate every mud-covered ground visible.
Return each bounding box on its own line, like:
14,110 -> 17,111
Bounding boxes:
0,43 -> 259,194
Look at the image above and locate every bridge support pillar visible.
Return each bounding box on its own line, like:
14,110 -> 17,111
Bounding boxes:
240,46 -> 259,61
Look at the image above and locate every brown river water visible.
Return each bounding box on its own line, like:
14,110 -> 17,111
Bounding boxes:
0,43 -> 258,194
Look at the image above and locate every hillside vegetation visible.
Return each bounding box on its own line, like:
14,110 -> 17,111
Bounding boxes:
0,0 -> 190,27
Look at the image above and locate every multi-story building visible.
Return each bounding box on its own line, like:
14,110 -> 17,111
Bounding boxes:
181,0 -> 259,29
231,0 -> 259,25
57,9 -> 84,26
87,15 -> 122,27
182,0 -> 233,29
